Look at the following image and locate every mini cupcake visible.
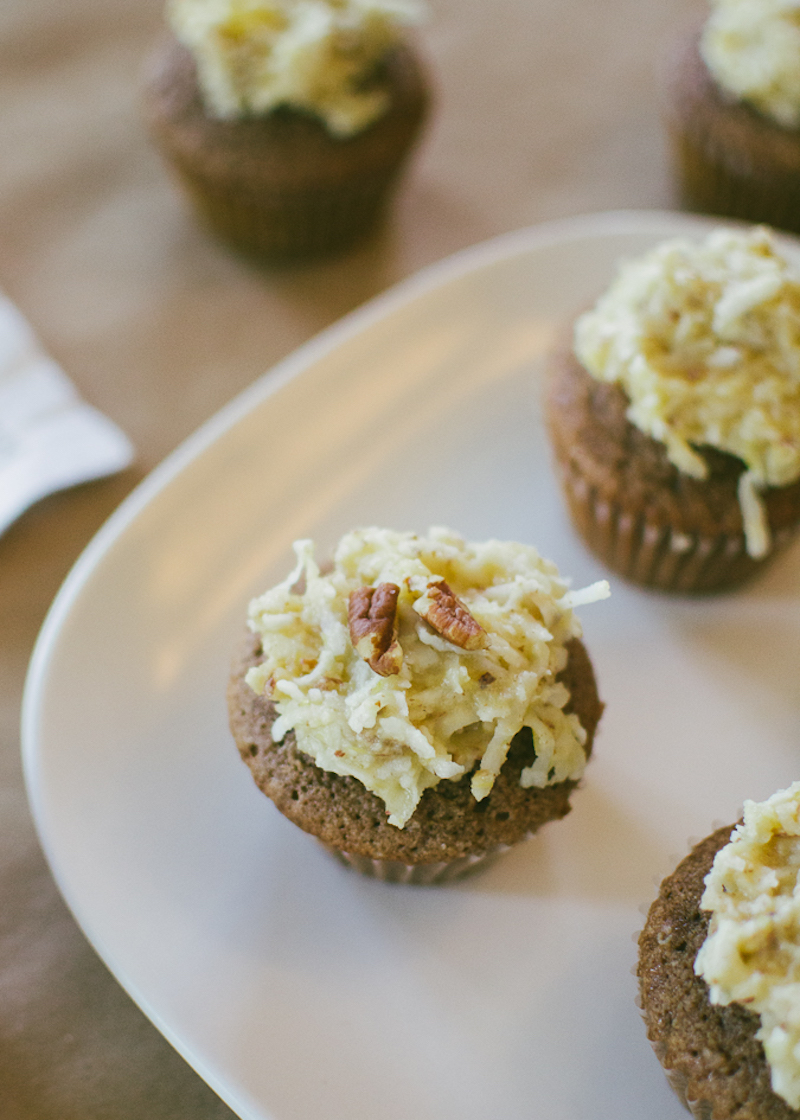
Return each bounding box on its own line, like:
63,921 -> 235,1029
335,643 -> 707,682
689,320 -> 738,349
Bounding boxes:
664,1 -> 800,233
545,225 -> 800,593
143,0 -> 430,260
638,783 -> 800,1119
227,527 -> 608,883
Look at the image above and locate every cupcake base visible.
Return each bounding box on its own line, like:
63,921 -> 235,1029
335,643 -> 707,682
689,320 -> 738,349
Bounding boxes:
638,826 -> 798,1119
545,344 -> 800,593
327,845 -> 503,884
663,29 -> 800,234
143,35 -> 430,261
227,630 -> 603,881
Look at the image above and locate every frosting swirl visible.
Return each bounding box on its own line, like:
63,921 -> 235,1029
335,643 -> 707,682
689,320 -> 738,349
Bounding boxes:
167,0 -> 423,135
245,527 -> 608,827
701,0 -> 800,128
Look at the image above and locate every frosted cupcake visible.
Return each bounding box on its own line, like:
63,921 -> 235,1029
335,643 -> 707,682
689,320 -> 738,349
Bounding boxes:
664,0 -> 800,233
227,527 -> 608,883
639,783 -> 800,1118
143,0 -> 430,260
546,225 -> 800,593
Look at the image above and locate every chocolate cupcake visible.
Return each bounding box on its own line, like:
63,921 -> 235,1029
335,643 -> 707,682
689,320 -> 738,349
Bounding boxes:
638,783 -> 800,1118
664,3 -> 800,233
227,527 -> 608,883
143,0 -> 430,260
546,226 -> 800,593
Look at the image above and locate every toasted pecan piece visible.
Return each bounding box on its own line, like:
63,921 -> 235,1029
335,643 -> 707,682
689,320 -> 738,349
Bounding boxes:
413,579 -> 487,650
348,583 -> 404,676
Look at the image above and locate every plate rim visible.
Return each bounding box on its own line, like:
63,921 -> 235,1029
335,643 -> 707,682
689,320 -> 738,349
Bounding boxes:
19,206 -> 765,1120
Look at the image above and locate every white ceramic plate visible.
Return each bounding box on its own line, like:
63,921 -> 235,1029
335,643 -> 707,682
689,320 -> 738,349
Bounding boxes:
23,211 -> 800,1120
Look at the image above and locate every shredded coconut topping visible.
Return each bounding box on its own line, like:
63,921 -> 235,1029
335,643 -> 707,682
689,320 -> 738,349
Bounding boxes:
701,0 -> 800,128
167,0 -> 423,135
695,782 -> 800,1109
245,527 -> 609,828
574,226 -> 800,558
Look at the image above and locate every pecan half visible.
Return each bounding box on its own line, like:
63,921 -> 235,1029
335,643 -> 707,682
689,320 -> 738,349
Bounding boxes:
413,579 -> 487,650
348,583 -> 403,676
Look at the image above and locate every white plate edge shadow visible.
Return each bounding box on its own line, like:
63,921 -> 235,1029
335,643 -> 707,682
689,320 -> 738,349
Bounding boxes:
19,208 -> 782,1120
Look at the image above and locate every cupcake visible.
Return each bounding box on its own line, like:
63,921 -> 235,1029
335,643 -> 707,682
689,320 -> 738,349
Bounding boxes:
545,225 -> 800,594
227,527 -> 608,883
638,783 -> 800,1119
664,0 -> 800,233
143,0 -> 431,260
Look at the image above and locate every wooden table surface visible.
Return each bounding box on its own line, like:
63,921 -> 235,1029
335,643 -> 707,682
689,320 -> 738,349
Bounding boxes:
0,0 -> 701,1116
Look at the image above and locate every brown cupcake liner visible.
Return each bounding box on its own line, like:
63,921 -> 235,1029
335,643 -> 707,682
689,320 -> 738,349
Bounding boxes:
324,841 -> 510,884
646,1037 -> 715,1119
167,156 -> 401,260
557,458 -> 795,593
667,122 -> 800,235
663,30 -> 800,234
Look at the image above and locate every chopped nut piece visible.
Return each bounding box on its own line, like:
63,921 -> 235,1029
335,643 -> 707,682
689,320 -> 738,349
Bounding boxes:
413,579 -> 487,650
348,583 -> 404,676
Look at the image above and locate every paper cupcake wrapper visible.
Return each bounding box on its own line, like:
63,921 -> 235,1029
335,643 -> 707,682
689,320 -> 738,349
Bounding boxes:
662,32 -> 800,235
170,163 -> 396,260
667,122 -> 800,236
323,842 -> 510,885
646,1037 -> 715,1119
558,459 -> 795,593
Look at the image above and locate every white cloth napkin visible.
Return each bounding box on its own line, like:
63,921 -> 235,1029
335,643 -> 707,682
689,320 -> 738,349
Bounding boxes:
0,294 -> 134,535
